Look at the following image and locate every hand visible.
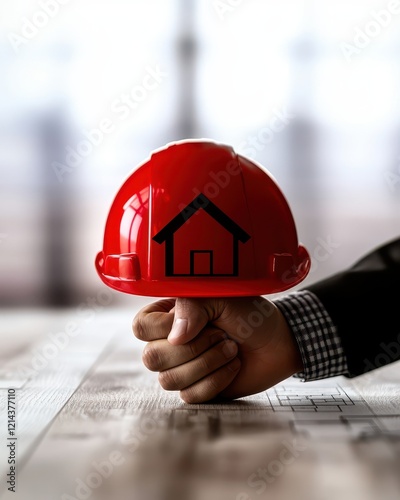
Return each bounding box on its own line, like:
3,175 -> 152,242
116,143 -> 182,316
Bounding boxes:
132,296 -> 303,404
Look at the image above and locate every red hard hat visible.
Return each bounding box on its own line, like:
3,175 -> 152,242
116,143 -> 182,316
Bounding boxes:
95,139 -> 310,297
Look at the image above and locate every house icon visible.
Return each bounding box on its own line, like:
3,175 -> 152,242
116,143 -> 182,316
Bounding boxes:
152,193 -> 251,277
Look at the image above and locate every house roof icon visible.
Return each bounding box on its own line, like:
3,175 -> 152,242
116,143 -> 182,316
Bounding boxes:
153,193 -> 250,244
153,193 -> 251,277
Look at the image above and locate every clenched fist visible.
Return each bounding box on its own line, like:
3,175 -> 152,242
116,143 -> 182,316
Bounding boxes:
132,296 -> 303,404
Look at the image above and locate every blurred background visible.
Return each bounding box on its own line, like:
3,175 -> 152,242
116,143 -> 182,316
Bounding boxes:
1,0 -> 400,308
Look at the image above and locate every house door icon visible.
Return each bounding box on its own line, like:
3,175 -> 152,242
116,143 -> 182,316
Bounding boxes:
190,250 -> 213,276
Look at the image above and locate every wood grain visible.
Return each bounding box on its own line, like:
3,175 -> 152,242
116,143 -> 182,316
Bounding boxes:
1,307 -> 400,500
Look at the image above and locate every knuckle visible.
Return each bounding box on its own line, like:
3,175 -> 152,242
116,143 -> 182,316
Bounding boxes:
132,316 -> 145,340
141,344 -> 162,371
181,376 -> 218,404
158,369 -> 180,391
198,352 -> 212,372
220,339 -> 237,359
188,340 -> 199,359
178,297 -> 208,324
180,387 -> 198,404
207,329 -> 227,347
204,373 -> 220,395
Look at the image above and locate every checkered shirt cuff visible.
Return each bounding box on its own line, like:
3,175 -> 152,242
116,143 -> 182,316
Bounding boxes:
273,290 -> 348,381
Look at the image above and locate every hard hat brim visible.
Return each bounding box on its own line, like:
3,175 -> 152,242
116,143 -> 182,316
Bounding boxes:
95,247 -> 311,298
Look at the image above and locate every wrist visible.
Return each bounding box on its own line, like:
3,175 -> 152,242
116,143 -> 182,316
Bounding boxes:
273,304 -> 304,375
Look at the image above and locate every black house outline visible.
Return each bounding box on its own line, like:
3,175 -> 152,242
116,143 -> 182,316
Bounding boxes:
152,193 -> 251,277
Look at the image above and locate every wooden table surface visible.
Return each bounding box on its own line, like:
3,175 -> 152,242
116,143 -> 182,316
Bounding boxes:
1,306 -> 400,500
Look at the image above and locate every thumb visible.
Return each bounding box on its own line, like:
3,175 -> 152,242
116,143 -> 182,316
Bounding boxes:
167,298 -> 212,345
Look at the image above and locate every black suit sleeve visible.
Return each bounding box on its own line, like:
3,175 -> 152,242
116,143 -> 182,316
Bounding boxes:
306,237 -> 400,377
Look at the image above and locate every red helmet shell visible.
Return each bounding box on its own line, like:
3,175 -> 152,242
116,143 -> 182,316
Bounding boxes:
95,139 -> 310,297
